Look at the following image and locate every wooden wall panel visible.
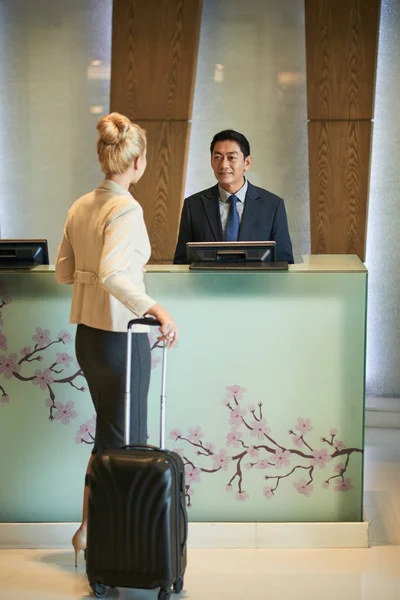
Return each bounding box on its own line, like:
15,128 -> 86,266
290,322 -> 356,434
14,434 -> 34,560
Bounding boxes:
130,121 -> 191,262
305,0 -> 380,261
110,0 -> 202,260
111,0 -> 202,120
308,121 -> 372,256
305,0 -> 380,120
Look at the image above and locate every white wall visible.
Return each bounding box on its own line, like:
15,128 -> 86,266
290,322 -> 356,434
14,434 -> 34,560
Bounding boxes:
0,0 -> 112,261
185,0 -> 310,262
366,0 -> 400,397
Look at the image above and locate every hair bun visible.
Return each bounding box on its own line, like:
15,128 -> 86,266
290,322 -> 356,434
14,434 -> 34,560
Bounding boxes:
97,112 -> 130,145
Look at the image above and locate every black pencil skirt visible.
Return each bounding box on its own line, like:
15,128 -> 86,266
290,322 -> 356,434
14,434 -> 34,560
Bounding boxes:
75,324 -> 151,454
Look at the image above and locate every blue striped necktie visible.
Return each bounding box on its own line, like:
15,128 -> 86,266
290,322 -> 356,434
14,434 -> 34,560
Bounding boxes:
226,195 -> 239,241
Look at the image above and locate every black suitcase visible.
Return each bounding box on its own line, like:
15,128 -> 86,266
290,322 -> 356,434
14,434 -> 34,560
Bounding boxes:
86,318 -> 188,600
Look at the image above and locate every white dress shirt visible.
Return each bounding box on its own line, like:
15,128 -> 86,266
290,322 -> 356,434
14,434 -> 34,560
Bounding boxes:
218,178 -> 248,239
55,179 -> 156,333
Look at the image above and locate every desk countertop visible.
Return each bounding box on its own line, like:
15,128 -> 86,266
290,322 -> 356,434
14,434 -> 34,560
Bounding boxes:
0,255 -> 367,275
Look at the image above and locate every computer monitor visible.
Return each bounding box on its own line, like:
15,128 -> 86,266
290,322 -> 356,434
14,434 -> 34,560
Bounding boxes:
186,241 -> 276,264
0,239 -> 49,269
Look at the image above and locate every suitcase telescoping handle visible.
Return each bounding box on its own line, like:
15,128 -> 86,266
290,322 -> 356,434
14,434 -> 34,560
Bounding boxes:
125,318 -> 168,449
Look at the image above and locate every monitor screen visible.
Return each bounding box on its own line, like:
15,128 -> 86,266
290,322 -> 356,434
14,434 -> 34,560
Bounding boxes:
186,241 -> 276,264
0,239 -> 49,269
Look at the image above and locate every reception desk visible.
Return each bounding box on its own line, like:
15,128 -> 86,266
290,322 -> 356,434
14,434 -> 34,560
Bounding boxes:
0,256 -> 367,527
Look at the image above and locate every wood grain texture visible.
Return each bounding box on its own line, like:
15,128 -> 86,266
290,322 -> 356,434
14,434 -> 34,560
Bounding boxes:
305,0 -> 380,119
111,0 -> 202,121
130,121 -> 190,262
308,121 -> 372,260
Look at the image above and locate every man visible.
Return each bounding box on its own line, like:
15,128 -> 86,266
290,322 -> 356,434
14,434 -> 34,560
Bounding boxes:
173,129 -> 294,264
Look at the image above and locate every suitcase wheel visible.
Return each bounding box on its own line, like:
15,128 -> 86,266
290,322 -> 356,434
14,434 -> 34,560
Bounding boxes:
90,582 -> 107,598
173,577 -> 184,594
158,588 -> 171,600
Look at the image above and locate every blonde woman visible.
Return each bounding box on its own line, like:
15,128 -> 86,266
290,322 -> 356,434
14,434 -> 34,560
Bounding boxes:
55,112 -> 178,566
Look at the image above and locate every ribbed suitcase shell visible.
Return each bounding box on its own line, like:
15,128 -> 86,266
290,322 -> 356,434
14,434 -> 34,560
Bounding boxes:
86,317 -> 187,595
86,447 -> 187,591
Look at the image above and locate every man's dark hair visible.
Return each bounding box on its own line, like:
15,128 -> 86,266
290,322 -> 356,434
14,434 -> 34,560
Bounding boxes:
210,130 -> 251,159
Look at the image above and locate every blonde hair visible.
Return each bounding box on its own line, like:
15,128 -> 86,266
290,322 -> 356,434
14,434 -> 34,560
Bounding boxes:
96,112 -> 146,175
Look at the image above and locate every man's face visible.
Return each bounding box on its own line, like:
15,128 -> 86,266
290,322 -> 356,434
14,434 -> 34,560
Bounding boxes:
211,140 -> 252,191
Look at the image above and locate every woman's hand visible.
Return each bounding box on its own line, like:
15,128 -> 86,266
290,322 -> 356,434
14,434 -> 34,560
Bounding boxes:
145,303 -> 179,349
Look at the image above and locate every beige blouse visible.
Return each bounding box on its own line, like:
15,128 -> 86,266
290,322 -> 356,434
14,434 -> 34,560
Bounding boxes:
55,179 -> 156,333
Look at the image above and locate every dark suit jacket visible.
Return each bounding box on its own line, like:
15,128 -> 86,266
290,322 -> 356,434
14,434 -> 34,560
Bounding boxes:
173,181 -> 294,264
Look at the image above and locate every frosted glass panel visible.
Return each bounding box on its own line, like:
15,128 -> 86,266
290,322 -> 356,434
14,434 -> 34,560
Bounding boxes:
0,267 -> 365,522
366,0 -> 400,397
186,0 -> 310,262
0,0 -> 112,261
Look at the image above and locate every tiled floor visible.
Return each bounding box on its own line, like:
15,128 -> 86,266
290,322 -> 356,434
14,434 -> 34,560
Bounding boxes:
1,427 -> 399,600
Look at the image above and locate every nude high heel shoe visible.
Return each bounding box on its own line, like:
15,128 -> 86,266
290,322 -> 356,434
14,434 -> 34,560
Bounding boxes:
72,528 -> 86,567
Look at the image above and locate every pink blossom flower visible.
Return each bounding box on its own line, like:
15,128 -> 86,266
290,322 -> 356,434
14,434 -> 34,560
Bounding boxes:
256,458 -> 271,470
204,442 -> 215,452
310,448 -> 332,468
0,332 -> 7,352
263,486 -> 274,499
333,439 -> 346,451
294,479 -> 314,496
75,433 -> 83,444
0,353 -> 20,379
169,428 -> 182,441
292,435 -> 304,448
32,327 -> 51,347
32,368 -> 54,390
58,330 -> 73,344
188,426 -> 203,443
333,462 -> 345,474
20,345 -> 31,357
295,417 -> 312,434
1,393 -> 9,403
329,428 -> 337,436
274,448 -> 291,469
54,400 -> 77,425
151,356 -> 161,369
187,486 -> 194,497
56,352 -> 73,368
222,398 -> 231,407
248,404 -> 256,412
185,465 -> 201,484
247,445 -> 259,458
172,448 -> 184,457
250,418 -> 271,440
79,419 -> 96,438
236,491 -> 249,502
334,478 -> 353,492
245,462 -> 253,470
322,481 -> 330,489
226,429 -> 242,447
225,484 -> 233,492
225,384 -> 247,400
229,408 -> 246,426
212,450 -> 232,471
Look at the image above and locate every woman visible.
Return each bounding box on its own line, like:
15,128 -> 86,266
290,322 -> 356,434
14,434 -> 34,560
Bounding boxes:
55,112 -> 178,566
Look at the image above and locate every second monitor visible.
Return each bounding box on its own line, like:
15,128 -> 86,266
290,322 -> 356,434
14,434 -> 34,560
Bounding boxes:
187,241 -> 288,271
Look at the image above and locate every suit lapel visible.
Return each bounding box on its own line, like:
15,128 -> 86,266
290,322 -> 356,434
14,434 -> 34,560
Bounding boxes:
239,182 -> 260,241
202,185 -> 223,240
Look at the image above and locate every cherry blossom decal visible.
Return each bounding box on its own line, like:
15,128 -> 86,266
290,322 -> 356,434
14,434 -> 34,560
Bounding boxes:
75,415 -> 96,445
0,282 -> 85,422
169,385 -> 363,507
149,332 -> 161,369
